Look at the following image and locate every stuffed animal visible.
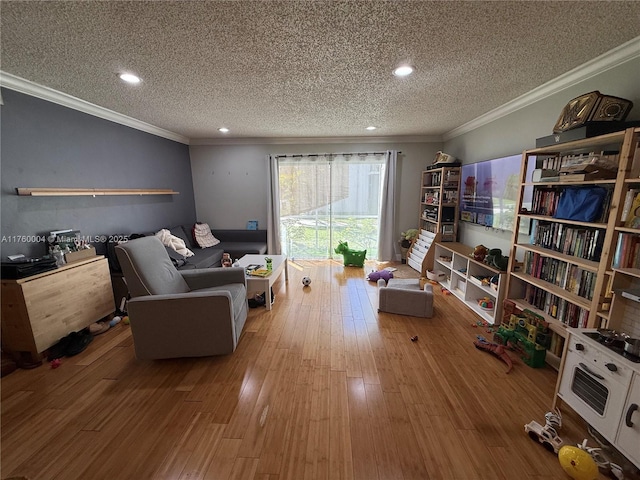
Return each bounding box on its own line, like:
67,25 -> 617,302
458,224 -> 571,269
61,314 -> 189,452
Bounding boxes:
485,248 -> 509,271
472,244 -> 488,262
366,270 -> 393,284
334,241 -> 366,267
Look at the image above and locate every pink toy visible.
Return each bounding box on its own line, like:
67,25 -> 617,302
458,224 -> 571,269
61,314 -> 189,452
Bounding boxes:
366,270 -> 394,283
50,359 -> 61,369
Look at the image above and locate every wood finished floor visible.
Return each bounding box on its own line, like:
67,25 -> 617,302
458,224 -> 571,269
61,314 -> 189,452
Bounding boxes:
1,260 -> 611,479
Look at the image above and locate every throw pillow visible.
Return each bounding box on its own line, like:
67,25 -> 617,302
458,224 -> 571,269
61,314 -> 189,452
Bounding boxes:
193,222 -> 220,248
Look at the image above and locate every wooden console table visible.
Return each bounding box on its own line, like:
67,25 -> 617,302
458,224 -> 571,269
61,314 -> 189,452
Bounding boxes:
1,256 -> 114,364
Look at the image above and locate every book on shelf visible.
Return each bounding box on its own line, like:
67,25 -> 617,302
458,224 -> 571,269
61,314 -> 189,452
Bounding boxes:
613,233 -> 640,269
621,189 -> 640,223
523,251 -> 595,301
523,283 -> 589,327
624,191 -> 640,229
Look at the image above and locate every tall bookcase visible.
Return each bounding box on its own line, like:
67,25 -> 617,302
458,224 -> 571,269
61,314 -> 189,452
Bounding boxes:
505,127 -> 640,368
609,136 -> 640,340
418,166 -> 460,242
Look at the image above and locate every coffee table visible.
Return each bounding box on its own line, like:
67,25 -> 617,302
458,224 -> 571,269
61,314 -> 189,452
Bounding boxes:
236,254 -> 288,310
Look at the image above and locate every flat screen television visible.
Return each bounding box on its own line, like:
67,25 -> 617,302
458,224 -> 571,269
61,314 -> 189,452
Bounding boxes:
459,154 -> 535,231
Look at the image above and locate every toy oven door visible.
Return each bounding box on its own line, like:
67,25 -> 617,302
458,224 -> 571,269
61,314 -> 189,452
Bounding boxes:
558,340 -> 630,442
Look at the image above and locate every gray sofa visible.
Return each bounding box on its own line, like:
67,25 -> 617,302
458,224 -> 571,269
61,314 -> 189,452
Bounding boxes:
165,225 -> 268,270
102,225 -> 267,272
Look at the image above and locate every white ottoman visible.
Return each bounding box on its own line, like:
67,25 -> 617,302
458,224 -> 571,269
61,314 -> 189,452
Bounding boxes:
377,278 -> 434,318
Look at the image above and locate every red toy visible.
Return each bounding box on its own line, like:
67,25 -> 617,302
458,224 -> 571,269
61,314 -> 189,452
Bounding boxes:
474,335 -> 513,373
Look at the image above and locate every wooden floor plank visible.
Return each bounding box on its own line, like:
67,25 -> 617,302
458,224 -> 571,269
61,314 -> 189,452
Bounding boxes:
304,365 -> 331,480
329,370 -> 354,480
364,383 -> 405,480
383,391 -> 431,480
347,377 -> 379,480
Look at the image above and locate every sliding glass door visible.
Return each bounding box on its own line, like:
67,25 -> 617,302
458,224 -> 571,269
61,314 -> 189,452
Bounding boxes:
278,153 -> 385,260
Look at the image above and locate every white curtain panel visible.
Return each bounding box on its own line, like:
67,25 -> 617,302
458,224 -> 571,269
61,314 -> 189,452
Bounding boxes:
377,150 -> 398,261
267,154 -> 282,254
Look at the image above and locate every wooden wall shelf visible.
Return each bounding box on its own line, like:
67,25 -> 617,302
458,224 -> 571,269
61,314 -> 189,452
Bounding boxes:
16,188 -> 179,197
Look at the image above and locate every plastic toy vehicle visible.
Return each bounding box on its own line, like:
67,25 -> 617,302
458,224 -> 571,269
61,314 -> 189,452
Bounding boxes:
524,420 -> 564,453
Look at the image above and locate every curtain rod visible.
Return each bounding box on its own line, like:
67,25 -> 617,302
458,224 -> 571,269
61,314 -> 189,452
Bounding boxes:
275,151 -> 400,159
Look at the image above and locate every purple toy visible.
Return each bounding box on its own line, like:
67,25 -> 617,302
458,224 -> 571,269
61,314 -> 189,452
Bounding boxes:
366,270 -> 394,284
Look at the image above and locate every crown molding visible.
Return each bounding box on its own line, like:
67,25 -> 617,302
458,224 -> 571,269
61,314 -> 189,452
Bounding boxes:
443,35 -> 640,141
0,71 -> 190,145
189,134 -> 442,146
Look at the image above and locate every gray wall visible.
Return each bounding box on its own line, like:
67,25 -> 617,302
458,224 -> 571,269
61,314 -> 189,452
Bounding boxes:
189,141 -> 441,258
443,56 -> 640,254
0,89 -> 196,258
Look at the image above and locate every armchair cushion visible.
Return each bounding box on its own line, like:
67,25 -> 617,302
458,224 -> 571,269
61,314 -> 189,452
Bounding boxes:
116,236 -> 189,296
180,267 -> 246,290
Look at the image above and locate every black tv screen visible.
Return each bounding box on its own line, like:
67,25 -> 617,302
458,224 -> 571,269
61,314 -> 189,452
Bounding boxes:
459,154 -> 534,230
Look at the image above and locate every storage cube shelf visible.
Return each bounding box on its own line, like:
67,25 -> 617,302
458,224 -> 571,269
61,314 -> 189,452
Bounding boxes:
433,242 -> 506,324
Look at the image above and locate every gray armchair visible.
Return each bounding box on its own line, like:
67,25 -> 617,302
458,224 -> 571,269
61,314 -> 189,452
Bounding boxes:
115,236 -> 248,359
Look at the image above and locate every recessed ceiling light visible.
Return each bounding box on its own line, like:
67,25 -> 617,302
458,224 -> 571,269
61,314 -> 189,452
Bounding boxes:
218,127 -> 230,133
366,126 -> 377,131
118,73 -> 142,84
393,65 -> 414,77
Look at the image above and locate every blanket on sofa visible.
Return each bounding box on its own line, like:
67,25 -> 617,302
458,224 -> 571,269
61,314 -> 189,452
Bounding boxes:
155,229 -> 194,257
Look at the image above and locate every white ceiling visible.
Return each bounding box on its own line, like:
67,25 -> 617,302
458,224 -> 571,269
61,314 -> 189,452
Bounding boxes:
2,1 -> 640,143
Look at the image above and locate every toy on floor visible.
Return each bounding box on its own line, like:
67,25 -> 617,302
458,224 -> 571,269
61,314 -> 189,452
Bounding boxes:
334,241 -> 366,267
302,276 -> 311,286
524,408 -> 564,454
366,269 -> 393,283
576,439 -> 625,479
558,444 -> 599,480
474,335 -> 513,373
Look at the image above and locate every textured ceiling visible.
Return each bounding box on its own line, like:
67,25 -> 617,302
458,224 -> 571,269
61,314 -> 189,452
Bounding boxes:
2,1 -> 640,141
